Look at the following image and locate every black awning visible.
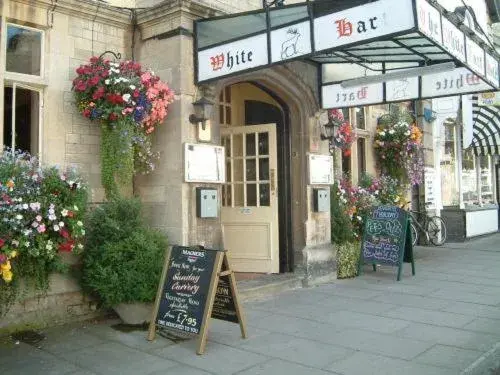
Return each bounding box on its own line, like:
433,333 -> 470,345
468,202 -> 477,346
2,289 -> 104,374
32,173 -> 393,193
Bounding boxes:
471,95 -> 500,156
194,0 -> 500,109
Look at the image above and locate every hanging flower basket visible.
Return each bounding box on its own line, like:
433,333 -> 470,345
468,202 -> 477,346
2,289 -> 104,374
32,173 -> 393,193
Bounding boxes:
374,110 -> 423,186
72,55 -> 175,199
328,109 -> 355,156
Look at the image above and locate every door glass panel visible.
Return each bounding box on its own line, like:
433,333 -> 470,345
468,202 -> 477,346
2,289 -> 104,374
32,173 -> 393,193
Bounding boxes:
233,159 -> 243,182
226,161 -> 232,182
224,136 -> 231,157
259,158 -> 269,180
258,132 -> 269,155
247,184 -> 257,206
219,105 -> 224,124
234,183 -> 244,206
233,134 -> 243,157
222,184 -> 232,206
246,133 -> 256,156
246,159 -> 256,181
226,107 -> 232,125
260,183 -> 270,206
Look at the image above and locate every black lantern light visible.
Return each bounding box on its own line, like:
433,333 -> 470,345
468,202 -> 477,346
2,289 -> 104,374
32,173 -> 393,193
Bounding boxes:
189,97 -> 214,130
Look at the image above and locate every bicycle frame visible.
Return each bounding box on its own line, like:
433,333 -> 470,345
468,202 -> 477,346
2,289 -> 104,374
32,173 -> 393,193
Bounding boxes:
408,211 -> 430,243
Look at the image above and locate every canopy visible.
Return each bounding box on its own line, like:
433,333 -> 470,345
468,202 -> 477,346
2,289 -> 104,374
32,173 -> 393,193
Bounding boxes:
194,0 -> 500,109
471,95 -> 500,156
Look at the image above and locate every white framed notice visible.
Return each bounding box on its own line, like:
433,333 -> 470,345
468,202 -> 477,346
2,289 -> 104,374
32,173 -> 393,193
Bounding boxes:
184,143 -> 225,183
308,154 -> 334,185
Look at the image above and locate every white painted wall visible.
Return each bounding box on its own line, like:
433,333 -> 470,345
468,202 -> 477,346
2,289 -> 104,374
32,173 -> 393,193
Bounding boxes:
466,209 -> 499,237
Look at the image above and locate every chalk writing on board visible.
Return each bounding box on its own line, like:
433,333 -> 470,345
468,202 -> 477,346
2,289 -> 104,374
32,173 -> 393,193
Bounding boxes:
363,241 -> 400,263
156,247 -> 217,335
366,219 -> 403,237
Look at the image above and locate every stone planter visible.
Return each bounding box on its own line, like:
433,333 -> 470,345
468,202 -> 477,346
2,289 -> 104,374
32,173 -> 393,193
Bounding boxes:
113,302 -> 153,325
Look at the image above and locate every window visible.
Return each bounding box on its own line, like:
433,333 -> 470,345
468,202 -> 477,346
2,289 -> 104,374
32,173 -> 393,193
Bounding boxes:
441,117 -> 459,206
355,107 -> 365,129
480,156 -> 493,204
218,86 -> 232,126
2,23 -> 44,156
462,149 -> 478,206
341,108 -> 351,179
357,138 -> 366,181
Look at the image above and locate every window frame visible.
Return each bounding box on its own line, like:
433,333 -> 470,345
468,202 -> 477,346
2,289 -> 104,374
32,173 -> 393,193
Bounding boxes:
3,22 -> 46,86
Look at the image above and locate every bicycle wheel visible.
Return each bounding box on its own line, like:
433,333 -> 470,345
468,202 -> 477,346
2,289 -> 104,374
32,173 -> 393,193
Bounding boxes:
427,216 -> 447,246
410,222 -> 418,247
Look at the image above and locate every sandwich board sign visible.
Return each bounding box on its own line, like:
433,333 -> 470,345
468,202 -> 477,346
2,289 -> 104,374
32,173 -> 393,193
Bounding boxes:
148,245 -> 247,354
358,205 -> 415,281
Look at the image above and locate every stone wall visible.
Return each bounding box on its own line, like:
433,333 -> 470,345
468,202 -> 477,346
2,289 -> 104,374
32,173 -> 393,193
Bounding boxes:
0,0 -> 131,330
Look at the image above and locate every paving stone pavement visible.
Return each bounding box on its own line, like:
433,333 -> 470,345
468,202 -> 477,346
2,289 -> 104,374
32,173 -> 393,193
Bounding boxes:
1,233 -> 500,375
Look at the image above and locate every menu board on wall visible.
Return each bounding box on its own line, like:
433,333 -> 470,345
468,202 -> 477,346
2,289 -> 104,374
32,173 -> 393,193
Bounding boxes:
185,143 -> 225,183
308,154 -> 334,185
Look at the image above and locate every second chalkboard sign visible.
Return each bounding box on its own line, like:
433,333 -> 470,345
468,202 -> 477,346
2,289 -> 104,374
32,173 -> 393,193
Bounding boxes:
359,205 -> 415,281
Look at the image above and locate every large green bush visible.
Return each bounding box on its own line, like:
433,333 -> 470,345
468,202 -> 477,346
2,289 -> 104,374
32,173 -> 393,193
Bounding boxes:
81,198 -> 167,307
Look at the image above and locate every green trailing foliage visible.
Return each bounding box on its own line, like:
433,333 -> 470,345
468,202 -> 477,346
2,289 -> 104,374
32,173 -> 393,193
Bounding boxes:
336,242 -> 361,279
81,197 -> 168,307
100,120 -> 135,200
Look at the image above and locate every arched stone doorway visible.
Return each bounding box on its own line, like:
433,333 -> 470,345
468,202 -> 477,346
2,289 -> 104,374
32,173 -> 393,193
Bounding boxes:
211,64 -> 320,274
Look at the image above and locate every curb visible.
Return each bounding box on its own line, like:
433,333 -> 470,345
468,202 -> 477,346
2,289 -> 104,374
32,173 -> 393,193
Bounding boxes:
461,341 -> 500,375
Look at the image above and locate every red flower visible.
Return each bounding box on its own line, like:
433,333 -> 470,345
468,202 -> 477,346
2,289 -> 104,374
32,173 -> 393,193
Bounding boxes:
109,113 -> 118,121
0,254 -> 6,264
76,66 -> 85,75
83,108 -> 91,118
133,90 -> 140,98
90,56 -> 99,63
67,211 -> 74,218
89,76 -> 100,86
75,80 -> 87,92
92,86 -> 105,100
60,228 -> 70,239
343,149 -> 351,157
0,238 -> 4,248
58,240 -> 75,252
101,71 -> 109,78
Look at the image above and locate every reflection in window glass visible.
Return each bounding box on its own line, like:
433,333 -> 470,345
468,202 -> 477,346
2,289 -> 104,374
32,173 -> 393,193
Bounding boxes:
462,150 -> 478,206
441,119 -> 459,206
258,132 -> 269,155
480,156 -> 493,204
233,134 -> 243,157
246,134 -> 256,156
246,159 -> 256,181
234,159 -> 243,182
355,107 -> 365,129
247,184 -> 257,206
260,183 -> 270,206
259,158 -> 269,180
6,25 -> 42,76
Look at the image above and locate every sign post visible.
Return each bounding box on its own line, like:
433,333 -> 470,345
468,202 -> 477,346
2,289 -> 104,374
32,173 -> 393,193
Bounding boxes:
358,206 -> 415,281
148,245 -> 247,354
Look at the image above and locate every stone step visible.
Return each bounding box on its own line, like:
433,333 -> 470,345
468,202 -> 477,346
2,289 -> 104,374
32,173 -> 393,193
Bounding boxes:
236,273 -> 304,302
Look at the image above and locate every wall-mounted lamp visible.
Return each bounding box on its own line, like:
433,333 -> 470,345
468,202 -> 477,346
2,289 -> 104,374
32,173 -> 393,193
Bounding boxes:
189,97 -> 214,130
318,111 -> 338,151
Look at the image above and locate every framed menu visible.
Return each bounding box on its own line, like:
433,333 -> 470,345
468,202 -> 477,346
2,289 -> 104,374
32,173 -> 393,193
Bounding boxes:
308,154 -> 334,185
184,143 -> 225,183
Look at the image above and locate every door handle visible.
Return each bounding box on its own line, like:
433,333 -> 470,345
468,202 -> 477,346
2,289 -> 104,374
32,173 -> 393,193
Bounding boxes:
270,169 -> 276,193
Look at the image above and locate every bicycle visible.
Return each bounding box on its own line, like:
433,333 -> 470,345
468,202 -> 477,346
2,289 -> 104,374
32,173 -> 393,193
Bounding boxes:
405,206 -> 447,246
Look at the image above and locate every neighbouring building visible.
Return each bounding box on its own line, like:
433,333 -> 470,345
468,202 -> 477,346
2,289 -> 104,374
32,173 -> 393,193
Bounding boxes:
0,0 -> 498,329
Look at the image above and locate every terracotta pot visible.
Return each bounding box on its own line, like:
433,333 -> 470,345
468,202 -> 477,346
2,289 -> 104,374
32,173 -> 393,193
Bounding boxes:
113,302 -> 153,325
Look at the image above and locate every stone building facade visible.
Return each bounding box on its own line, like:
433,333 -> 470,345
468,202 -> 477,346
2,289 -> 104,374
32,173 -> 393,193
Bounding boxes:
0,0 -> 336,329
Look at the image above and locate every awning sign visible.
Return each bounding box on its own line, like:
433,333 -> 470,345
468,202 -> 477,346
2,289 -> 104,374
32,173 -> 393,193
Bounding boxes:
197,34 -> 268,82
313,0 -> 414,52
441,17 -> 466,63
322,83 -> 383,109
270,21 -> 311,63
195,0 -> 500,99
416,0 -> 442,44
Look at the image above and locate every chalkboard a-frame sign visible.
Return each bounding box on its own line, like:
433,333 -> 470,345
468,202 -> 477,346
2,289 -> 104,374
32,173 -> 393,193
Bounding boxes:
358,205 -> 415,281
147,246 -> 247,354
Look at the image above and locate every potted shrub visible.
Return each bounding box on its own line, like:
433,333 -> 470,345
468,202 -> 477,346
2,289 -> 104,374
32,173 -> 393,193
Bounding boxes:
81,198 -> 167,324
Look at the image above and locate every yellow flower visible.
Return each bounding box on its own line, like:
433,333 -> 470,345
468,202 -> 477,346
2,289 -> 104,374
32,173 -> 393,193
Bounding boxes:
1,261 -> 11,271
9,251 -> 17,258
2,270 -> 13,283
6,179 -> 15,189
